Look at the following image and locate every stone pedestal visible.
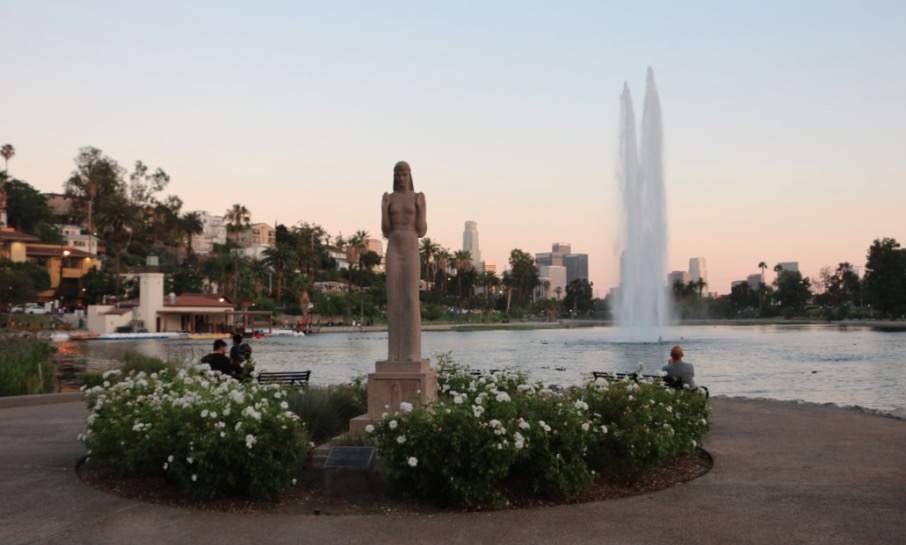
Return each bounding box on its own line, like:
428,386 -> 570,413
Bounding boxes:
348,359 -> 437,436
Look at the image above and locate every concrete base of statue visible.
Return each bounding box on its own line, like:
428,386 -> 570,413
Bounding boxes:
348,359 -> 437,437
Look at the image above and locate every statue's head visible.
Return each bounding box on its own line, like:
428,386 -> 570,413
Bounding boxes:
393,161 -> 414,192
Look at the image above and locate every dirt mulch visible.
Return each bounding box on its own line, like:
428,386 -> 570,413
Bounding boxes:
77,449 -> 712,516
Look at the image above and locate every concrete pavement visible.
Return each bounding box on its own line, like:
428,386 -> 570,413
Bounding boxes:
1,395 -> 904,545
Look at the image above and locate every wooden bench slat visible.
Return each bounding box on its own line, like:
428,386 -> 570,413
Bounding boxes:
257,371 -> 311,386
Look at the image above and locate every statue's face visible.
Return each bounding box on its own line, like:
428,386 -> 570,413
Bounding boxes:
393,166 -> 411,191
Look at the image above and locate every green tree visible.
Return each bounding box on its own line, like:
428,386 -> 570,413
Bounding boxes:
2,178 -> 59,239
64,147 -> 126,235
419,237 -> 441,289
262,241 -> 297,304
224,204 -> 251,244
863,237 -> 906,318
563,278 -> 594,315
95,192 -> 141,304
1,144 -> 14,174
773,270 -> 812,314
504,249 -> 539,309
453,250 -> 473,314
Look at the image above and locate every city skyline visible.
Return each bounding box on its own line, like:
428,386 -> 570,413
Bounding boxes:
4,2 -> 904,295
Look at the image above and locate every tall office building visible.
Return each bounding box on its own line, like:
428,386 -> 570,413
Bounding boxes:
689,257 -> 708,288
776,262 -> 799,273
536,243 -> 571,267
462,221 -> 482,272
563,254 -> 589,285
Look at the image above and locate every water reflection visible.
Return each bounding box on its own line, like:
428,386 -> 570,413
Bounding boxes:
58,324 -> 906,414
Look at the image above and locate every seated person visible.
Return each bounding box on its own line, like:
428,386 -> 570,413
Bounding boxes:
229,334 -> 243,365
662,345 -> 697,390
201,339 -> 240,378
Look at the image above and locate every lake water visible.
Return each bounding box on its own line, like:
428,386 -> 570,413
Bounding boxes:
57,324 -> 906,415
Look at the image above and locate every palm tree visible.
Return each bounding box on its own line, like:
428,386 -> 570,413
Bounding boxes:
1,144 -> 14,174
224,204 -> 251,244
419,237 -> 440,289
757,261 -> 768,314
695,278 -> 707,297
479,271 -> 500,323
346,230 -> 370,323
262,241 -> 297,304
453,250 -> 473,314
95,192 -> 140,305
180,211 -> 204,260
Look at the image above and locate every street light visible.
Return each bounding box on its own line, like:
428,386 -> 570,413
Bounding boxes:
57,248 -> 70,313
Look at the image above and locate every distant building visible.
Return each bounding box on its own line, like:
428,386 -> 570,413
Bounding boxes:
776,262 -> 799,274
689,257 -> 708,287
747,273 -> 764,288
563,253 -> 589,285
536,265 -> 567,300
482,261 -> 496,275
61,225 -> 99,256
237,222 -> 276,248
535,242 -> 572,268
667,270 -> 690,287
462,221 -> 482,272
190,212 -> 227,255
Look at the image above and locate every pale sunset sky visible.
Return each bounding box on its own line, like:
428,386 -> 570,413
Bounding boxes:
4,1 -> 904,295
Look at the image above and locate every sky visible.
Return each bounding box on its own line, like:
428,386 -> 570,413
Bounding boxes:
4,1 -> 905,296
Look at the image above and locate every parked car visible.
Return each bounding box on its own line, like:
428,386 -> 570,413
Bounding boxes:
11,303 -> 49,314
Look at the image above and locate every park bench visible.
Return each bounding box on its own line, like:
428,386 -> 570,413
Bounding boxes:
592,371 -> 708,398
257,370 -> 311,387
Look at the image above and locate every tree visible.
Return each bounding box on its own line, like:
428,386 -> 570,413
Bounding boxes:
504,249 -> 540,309
1,144 -> 14,174
64,147 -> 126,235
262,241 -> 297,304
224,204 -> 251,244
95,192 -> 141,304
478,270 -> 500,322
564,278 -> 594,315
2,178 -> 59,236
773,270 -> 812,314
864,237 -> 906,319
419,237 -> 441,289
453,250 -> 473,313
179,211 -> 204,261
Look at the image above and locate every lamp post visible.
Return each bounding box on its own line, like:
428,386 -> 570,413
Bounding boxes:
57,249 -> 70,313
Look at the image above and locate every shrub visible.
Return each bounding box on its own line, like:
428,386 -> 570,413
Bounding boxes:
121,351 -> 177,375
80,366 -> 310,499
0,337 -> 57,396
285,384 -> 368,444
368,356 -> 709,509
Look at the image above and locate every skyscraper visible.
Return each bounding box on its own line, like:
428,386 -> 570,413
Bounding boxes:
689,257 -> 708,289
462,221 -> 482,271
563,254 -> 589,285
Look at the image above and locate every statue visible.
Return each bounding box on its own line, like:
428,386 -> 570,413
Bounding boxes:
382,161 -> 427,362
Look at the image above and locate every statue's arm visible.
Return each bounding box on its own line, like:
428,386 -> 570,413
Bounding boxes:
415,192 -> 427,237
381,192 -> 391,237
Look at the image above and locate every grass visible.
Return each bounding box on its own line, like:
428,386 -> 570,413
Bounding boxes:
0,337 -> 57,396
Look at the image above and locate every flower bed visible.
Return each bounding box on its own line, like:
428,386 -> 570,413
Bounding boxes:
368,354 -> 710,509
80,366 -> 309,499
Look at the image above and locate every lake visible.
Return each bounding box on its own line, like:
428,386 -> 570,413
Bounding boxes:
57,323 -> 906,415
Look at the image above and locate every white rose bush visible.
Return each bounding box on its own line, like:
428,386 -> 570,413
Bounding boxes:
369,354 -> 710,509
80,366 -> 309,499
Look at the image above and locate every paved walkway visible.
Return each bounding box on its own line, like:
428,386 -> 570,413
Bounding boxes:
1,395 -> 904,545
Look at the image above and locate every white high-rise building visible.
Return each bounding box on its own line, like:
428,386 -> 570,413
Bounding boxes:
689,257 -> 708,289
463,221 -> 482,272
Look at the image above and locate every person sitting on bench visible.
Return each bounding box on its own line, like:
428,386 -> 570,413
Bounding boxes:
202,339 -> 241,378
662,345 -> 696,390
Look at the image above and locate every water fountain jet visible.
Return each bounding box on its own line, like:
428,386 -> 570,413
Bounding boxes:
615,68 -> 670,340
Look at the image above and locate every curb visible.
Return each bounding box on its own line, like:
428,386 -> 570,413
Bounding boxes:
0,391 -> 84,409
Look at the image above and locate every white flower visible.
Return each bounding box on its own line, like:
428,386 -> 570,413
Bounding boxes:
574,400 -> 589,411
600,425 -> 609,434
201,409 -> 209,418
280,401 -> 289,410
389,420 -> 398,430
489,419 -> 501,428
666,406 -> 673,413
581,423 -> 590,431
495,392 -> 511,403
245,434 -> 257,449
407,456 -> 418,467
365,424 -> 375,433
453,395 -> 464,405
163,462 -> 168,470
472,405 -> 485,418
192,474 -> 197,482
186,456 -> 194,464
399,402 -> 413,413
396,435 -> 407,444
168,455 -> 174,463
518,418 -> 531,430
292,478 -> 297,485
